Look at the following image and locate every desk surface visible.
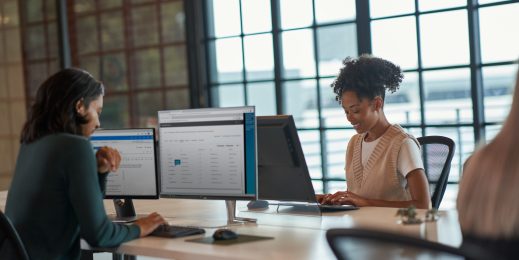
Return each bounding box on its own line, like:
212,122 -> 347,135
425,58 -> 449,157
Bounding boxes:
0,191 -> 462,259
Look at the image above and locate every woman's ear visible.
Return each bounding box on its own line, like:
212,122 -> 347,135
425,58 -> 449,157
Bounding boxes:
373,96 -> 383,111
75,99 -> 85,116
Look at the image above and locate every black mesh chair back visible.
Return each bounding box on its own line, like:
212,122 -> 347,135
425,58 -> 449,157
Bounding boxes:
326,228 -> 489,260
0,210 -> 29,260
417,136 -> 455,209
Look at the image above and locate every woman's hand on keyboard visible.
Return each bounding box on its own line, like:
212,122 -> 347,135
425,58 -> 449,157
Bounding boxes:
134,212 -> 167,237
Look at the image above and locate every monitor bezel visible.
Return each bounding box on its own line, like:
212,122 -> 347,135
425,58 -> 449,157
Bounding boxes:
91,128 -> 160,200
157,106 -> 258,201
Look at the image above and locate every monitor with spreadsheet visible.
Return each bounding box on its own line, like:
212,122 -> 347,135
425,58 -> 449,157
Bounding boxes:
157,106 -> 257,201
90,128 -> 159,221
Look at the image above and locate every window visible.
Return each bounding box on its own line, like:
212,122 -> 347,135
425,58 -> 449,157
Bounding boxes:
204,0 -> 519,208
68,0 -> 190,128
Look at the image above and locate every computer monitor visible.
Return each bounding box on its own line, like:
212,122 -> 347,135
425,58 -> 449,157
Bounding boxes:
158,106 -> 257,224
251,115 -> 357,213
255,115 -> 317,203
90,128 -> 159,222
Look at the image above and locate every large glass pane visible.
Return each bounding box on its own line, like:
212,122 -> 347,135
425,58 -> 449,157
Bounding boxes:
7,66 -> 24,100
280,0 -> 313,29
101,95 -> 129,128
211,84 -> 245,107
25,25 -> 46,60
282,79 -> 318,128
0,69 -> 6,99
45,0 -> 56,20
241,0 -> 271,34
326,129 -> 356,179
9,101 -> 26,135
0,139 -> 13,174
0,33 -> 4,64
26,0 -> 44,22
4,1 -> 20,26
0,103 -> 8,135
100,0 -> 122,9
299,130 -> 322,179
101,54 -> 127,91
385,72 -> 421,125
313,180 -> 324,194
315,0 -> 356,24
166,88 -> 190,110
101,11 -> 124,51
425,126 -> 474,183
74,0 -> 95,13
281,29 -> 316,79
244,34 -> 274,80
246,82 -> 276,116
482,65 -> 517,123
485,124 -> 501,143
164,45 -> 188,87
26,62 -> 48,97
5,29 -> 21,63
423,68 -> 472,124
479,3 -> 519,63
420,10 -> 469,68
371,16 -> 418,70
79,56 -> 100,79
131,0 -> 154,4
132,49 -> 160,88
317,23 -> 357,76
320,78 -> 344,128
136,92 -> 162,127
211,38 -> 243,83
328,181 -> 346,193
132,5 -> 159,47
418,0 -> 465,12
76,16 -> 98,55
370,0 -> 414,18
161,1 -> 185,43
479,0 -> 508,4
47,23 -> 59,59
209,0 -> 241,37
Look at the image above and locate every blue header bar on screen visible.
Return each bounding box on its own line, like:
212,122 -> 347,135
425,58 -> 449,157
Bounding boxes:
90,135 -> 154,141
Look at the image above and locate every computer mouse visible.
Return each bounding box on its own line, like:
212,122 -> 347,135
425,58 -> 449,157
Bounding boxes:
212,228 -> 238,240
247,200 -> 269,210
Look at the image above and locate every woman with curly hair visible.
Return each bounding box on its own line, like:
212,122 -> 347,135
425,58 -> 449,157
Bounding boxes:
319,54 -> 430,209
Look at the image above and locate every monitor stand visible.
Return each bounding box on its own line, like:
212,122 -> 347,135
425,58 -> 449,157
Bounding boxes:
226,200 -> 257,225
109,199 -> 139,223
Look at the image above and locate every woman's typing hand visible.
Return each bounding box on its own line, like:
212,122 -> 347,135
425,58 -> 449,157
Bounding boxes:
96,146 -> 122,174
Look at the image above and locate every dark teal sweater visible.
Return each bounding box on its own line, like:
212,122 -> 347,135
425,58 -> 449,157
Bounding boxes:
5,134 -> 140,260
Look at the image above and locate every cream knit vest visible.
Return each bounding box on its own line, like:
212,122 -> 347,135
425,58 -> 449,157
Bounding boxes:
345,124 -> 419,201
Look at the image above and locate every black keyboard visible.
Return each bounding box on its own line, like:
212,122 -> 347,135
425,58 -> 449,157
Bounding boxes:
150,224 -> 205,238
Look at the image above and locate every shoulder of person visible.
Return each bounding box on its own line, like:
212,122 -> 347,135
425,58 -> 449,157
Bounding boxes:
391,125 -> 419,147
45,133 -> 91,148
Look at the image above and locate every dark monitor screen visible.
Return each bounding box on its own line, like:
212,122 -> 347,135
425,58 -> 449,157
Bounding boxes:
90,128 -> 159,199
257,115 -> 317,203
158,106 -> 257,201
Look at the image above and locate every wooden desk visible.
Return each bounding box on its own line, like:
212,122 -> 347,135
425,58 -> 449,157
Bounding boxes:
0,191 -> 463,259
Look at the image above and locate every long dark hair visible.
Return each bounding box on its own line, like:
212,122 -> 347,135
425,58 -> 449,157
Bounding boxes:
20,68 -> 104,143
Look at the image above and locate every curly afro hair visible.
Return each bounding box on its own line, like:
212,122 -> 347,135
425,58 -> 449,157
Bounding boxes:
331,54 -> 403,103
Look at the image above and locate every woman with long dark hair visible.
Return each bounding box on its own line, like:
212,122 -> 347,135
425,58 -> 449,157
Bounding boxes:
5,68 -> 165,259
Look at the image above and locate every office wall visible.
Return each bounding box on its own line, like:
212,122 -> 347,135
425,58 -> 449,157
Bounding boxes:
0,0 -> 25,190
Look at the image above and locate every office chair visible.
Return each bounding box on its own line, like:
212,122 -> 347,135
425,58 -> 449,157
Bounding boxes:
417,136 -> 455,209
0,210 -> 29,260
326,228 -> 490,260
